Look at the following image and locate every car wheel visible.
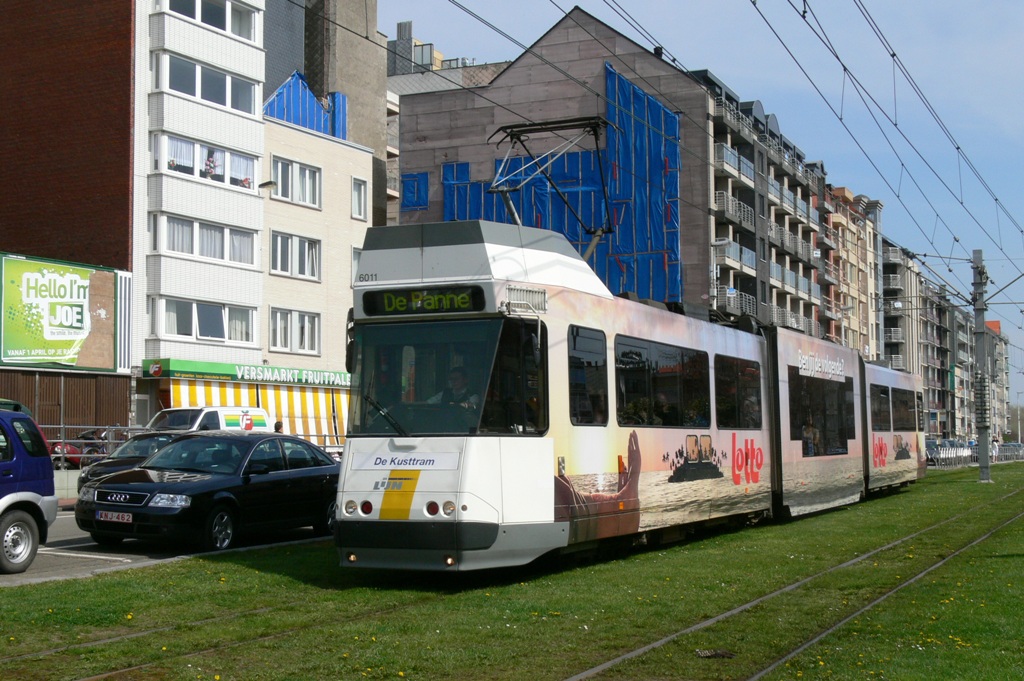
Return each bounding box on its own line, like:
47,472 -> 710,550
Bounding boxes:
203,505 -> 237,551
1,510 -> 39,574
313,499 -> 338,536
90,533 -> 124,547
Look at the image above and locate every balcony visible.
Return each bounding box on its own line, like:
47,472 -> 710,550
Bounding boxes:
885,354 -> 906,370
884,327 -> 905,343
768,221 -> 782,246
884,300 -> 907,317
817,224 -> 839,251
767,177 -> 782,204
882,274 -> 903,290
714,97 -> 756,143
820,299 -> 840,321
714,191 -> 755,229
716,287 -> 758,316
714,144 -> 740,178
882,246 -> 904,264
739,156 -> 756,185
781,189 -> 796,215
819,261 -> 839,286
769,261 -> 783,285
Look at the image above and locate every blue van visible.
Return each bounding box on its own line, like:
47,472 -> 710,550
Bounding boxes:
0,409 -> 57,573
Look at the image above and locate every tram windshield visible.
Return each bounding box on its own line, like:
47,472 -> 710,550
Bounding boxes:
348,318 -> 548,437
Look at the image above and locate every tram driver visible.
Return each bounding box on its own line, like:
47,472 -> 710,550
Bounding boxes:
428,367 -> 480,410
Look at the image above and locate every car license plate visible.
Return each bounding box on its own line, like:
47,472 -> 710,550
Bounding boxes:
97,510 -> 132,523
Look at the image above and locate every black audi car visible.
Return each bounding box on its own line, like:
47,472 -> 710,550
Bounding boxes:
75,431 -> 340,551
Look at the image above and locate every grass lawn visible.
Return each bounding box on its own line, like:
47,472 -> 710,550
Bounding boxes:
1,464 -> 1022,680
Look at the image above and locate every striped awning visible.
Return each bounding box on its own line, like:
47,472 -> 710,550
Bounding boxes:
169,379 -> 348,449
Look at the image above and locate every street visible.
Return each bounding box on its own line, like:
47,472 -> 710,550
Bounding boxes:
0,510 -> 330,588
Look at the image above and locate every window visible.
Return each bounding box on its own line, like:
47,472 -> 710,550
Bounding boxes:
352,178 -> 368,220
163,298 -> 253,343
165,55 -> 255,114
270,309 -> 290,350
272,158 -> 291,199
568,326 -> 607,425
160,215 -> 254,265
161,135 -> 255,190
297,313 -> 319,353
870,384 -> 892,431
297,165 -> 319,206
271,232 -> 320,280
270,309 -> 320,354
614,336 -> 710,428
715,355 -> 762,429
271,157 -> 320,207
788,367 -> 855,457
169,0 -> 256,42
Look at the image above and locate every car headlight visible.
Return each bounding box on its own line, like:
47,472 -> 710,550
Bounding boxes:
79,487 -> 95,502
149,493 -> 191,508
80,465 -> 92,477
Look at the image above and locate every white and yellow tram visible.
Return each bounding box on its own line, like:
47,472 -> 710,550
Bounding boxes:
335,221 -> 924,571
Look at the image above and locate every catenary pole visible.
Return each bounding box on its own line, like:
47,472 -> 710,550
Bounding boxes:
973,250 -> 992,482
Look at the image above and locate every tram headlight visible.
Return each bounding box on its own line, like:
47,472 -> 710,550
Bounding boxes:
344,499 -> 358,516
442,501 -> 456,517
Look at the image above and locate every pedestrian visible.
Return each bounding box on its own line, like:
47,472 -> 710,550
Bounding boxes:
274,420 -> 283,433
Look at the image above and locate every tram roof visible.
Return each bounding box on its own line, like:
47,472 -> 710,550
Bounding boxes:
359,221 -> 614,298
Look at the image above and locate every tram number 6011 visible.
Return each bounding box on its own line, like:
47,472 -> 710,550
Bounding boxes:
357,273 -> 378,282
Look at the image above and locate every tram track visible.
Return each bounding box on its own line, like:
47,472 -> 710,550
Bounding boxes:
1,486 -> 1020,680
564,486 -> 1024,680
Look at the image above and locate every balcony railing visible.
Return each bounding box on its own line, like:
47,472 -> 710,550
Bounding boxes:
714,191 -> 755,226
883,274 -> 903,289
739,156 -> 755,183
885,354 -> 906,370
714,144 -> 739,173
767,177 -> 781,203
884,327 -> 905,342
716,287 -> 758,316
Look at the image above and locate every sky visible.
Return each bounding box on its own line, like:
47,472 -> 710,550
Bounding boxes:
377,0 -> 1024,399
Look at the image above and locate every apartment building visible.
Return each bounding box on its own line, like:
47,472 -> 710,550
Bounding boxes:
1,0 -> 384,433
395,7 -> 851,338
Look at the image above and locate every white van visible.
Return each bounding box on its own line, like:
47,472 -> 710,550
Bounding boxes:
146,406 -> 274,433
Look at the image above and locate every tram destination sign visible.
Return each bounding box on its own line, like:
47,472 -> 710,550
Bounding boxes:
363,286 -> 486,317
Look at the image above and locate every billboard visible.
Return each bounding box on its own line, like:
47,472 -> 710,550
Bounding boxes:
1,255 -> 120,371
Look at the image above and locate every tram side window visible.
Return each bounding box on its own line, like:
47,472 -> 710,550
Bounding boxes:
891,388 -> 917,431
870,384 -> 892,431
788,367 -> 855,457
715,355 -> 762,429
614,336 -> 709,428
568,326 -> 608,425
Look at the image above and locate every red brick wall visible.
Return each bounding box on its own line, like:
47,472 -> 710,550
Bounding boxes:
0,1 -> 135,271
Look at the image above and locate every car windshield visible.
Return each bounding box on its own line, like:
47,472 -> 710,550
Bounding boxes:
143,436 -> 247,475
147,409 -> 202,430
109,434 -> 176,460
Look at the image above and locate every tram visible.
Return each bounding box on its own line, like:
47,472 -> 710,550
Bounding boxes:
334,220 -> 925,571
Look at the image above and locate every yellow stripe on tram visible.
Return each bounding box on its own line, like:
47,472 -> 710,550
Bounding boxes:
378,470 -> 422,520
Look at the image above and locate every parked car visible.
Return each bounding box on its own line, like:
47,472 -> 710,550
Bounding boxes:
75,431 -> 340,550
77,431 -> 182,492
0,399 -> 32,418
0,408 -> 57,573
147,406 -> 273,433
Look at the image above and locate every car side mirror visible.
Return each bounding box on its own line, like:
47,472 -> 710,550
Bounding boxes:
246,463 -> 270,476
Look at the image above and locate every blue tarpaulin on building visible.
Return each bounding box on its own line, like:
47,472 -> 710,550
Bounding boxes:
422,63 -> 681,301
